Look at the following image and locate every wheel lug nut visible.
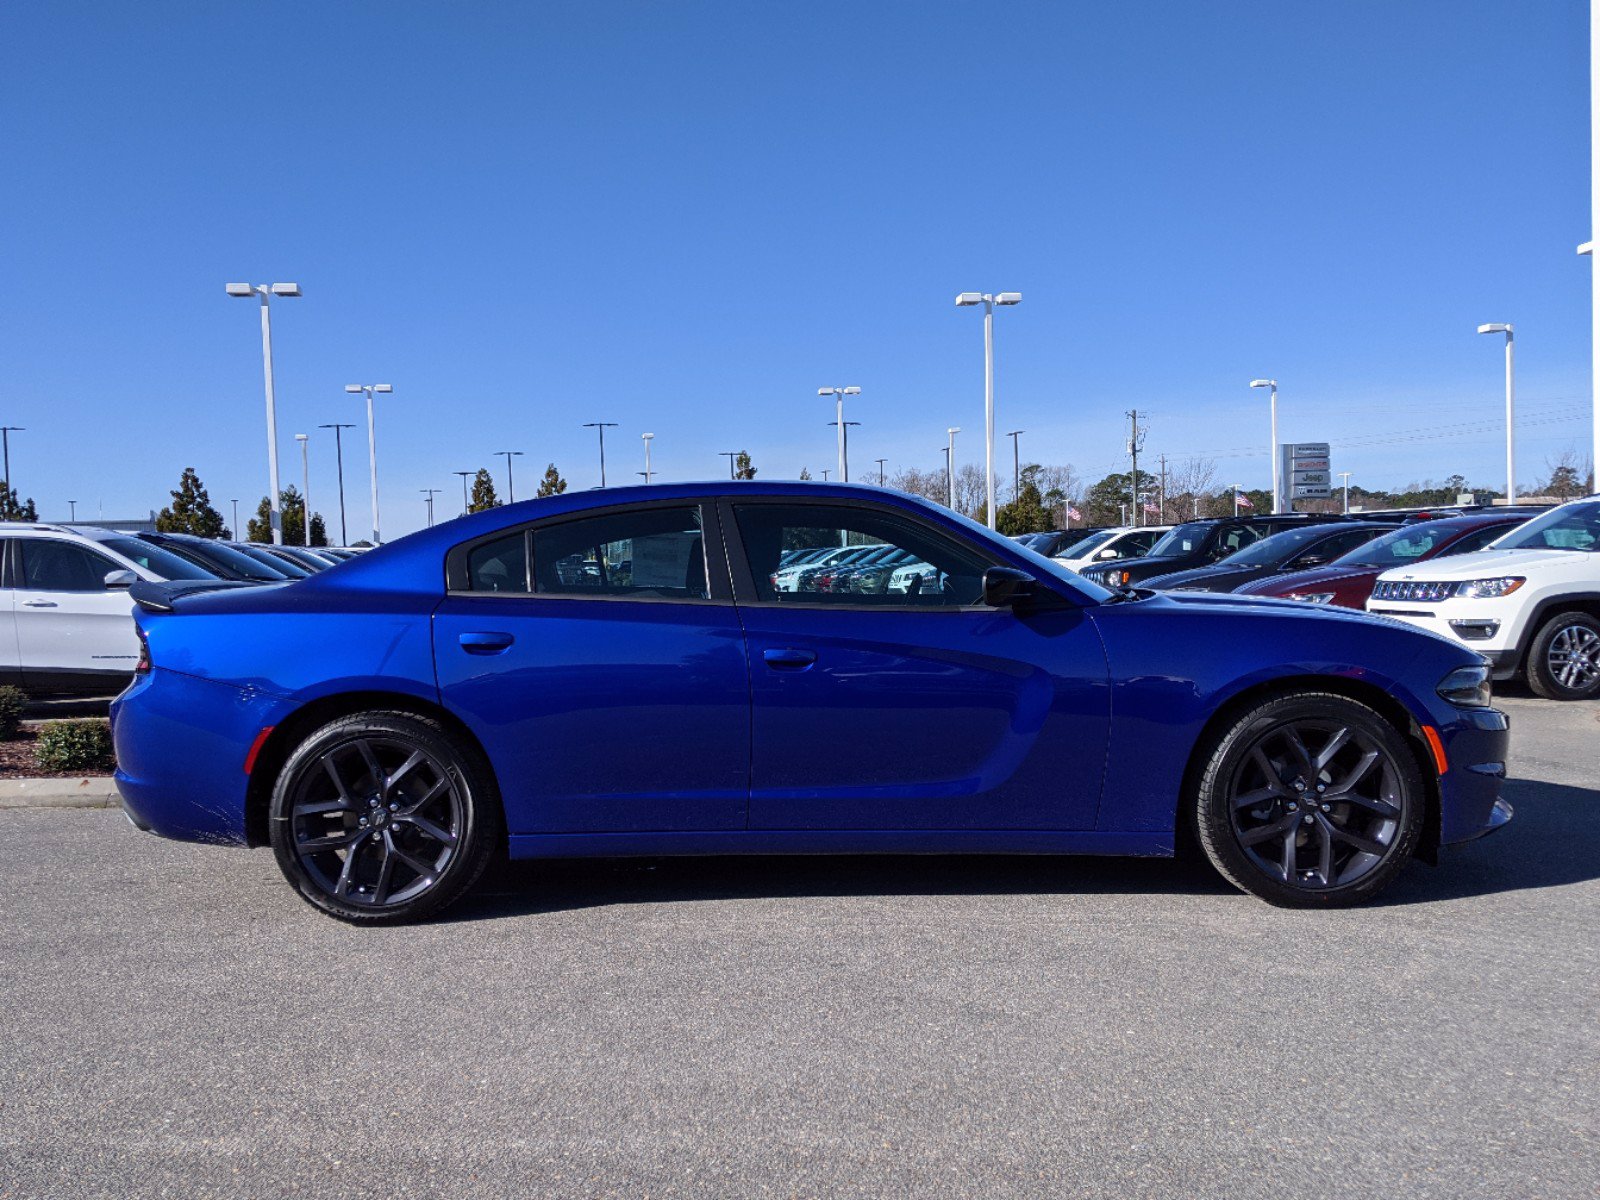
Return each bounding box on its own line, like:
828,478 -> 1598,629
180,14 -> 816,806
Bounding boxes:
1287,802 -> 1298,811
1303,814 -> 1315,824
1321,803 -> 1331,813
389,804 -> 399,812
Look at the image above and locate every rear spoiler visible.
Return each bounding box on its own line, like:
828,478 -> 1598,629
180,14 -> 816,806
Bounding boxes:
129,579 -> 257,614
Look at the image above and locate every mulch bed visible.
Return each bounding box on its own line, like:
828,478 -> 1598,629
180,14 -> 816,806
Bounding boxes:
0,727 -> 116,779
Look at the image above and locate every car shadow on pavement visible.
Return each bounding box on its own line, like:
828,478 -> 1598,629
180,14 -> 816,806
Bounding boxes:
450,775 -> 1599,921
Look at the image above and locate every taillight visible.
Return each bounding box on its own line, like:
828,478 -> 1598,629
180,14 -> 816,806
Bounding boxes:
135,630 -> 152,674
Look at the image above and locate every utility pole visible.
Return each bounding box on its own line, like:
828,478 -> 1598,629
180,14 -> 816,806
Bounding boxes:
1126,410 -> 1145,527
420,488 -> 441,528
318,423 -> 355,546
1158,454 -> 1168,524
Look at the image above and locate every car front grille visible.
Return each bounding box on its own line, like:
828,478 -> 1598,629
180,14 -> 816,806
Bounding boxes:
1372,580 -> 1455,603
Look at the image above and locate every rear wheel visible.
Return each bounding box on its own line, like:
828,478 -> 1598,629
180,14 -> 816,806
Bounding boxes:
1525,612 -> 1600,701
268,711 -> 501,924
1193,693 -> 1425,907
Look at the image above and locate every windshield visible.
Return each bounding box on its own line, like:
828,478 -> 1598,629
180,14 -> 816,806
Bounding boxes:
101,537 -> 216,581
182,539 -> 294,580
1493,500 -> 1600,552
1337,523 -> 1452,568
1222,525 -> 1331,567
1148,522 -> 1211,557
1057,529 -> 1118,559
234,544 -> 311,577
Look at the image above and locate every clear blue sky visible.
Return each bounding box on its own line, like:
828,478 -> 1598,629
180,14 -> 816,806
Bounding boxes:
1,1 -> 1592,535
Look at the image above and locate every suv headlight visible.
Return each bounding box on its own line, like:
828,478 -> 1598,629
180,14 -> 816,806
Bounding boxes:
1455,577 -> 1525,599
1437,663 -> 1492,707
1286,591 -> 1335,604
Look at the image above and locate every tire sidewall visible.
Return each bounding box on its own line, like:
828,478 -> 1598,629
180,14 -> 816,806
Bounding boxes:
267,713 -> 497,923
1528,613 -> 1600,701
1195,693 -> 1425,907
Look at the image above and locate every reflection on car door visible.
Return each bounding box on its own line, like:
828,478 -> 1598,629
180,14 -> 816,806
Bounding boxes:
14,539 -> 141,692
726,499 -> 1111,831
433,501 -> 752,834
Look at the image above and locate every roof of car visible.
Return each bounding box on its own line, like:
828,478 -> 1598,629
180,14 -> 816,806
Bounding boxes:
0,523 -> 126,540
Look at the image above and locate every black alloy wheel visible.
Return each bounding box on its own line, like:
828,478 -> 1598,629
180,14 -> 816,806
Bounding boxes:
268,711 -> 501,923
1194,693 -> 1425,907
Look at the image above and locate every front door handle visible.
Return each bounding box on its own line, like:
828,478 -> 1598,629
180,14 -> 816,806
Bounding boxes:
23,600 -> 58,608
458,631 -> 515,655
762,648 -> 816,671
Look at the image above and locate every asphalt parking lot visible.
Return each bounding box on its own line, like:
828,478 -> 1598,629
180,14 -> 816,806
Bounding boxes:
1,693 -> 1595,1199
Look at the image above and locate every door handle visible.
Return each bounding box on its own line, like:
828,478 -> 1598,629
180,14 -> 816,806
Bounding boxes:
762,648 -> 816,671
23,600 -> 58,608
458,631 -> 514,655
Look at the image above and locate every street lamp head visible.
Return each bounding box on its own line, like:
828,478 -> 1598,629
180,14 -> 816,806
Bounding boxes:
954,292 -> 984,306
269,283 -> 302,297
995,292 -> 1022,305
844,386 -> 861,395
344,385 -> 362,393
948,426 -> 961,434
224,282 -> 254,297
294,433 -> 308,443
1477,323 -> 1512,334
1249,379 -> 1276,389
373,384 -> 393,393
817,387 -> 834,396
642,432 -> 654,440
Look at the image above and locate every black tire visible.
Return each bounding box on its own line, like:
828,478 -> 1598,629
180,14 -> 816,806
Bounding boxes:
1524,612 -> 1600,701
268,711 -> 502,924
1193,692 -> 1425,908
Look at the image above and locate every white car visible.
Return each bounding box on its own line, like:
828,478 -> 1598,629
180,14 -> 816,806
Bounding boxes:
1054,525 -> 1171,572
771,544 -> 881,592
0,524 -> 221,695
1365,497 -> 1600,700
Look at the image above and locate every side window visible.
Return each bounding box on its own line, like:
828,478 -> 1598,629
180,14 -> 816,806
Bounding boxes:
531,506 -> 707,600
466,532 -> 529,593
20,541 -> 119,592
733,503 -> 994,606
1297,529 -> 1374,565
1442,525 -> 1509,556
1212,525 -> 1263,560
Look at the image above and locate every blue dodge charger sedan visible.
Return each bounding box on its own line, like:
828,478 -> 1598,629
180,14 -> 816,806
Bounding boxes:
112,482 -> 1511,923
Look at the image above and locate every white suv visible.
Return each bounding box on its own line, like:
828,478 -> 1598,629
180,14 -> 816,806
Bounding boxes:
1366,497 -> 1600,700
0,524 -> 219,695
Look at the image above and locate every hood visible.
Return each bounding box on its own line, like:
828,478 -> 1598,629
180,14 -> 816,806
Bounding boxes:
1375,545 -> 1583,582
1142,563 -> 1250,589
1153,588 -> 1400,628
1236,564 -> 1377,596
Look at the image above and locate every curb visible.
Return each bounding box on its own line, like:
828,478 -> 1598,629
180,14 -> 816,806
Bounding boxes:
0,777 -> 121,810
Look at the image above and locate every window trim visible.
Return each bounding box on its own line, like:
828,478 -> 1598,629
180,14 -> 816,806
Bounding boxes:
443,499 -> 735,605
718,495 -> 1014,613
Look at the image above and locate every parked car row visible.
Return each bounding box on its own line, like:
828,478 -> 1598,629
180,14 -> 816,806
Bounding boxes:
0,524 -> 361,695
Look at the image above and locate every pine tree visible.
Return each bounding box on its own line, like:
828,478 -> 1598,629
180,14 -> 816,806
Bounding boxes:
0,482 -> 38,522
469,468 -> 501,513
799,467 -> 812,481
245,487 -> 328,544
155,467 -> 227,537
733,451 -> 758,480
995,465 -> 1054,535
535,463 -> 568,498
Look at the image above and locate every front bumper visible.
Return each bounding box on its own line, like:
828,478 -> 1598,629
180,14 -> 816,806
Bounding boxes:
1436,705 -> 1513,845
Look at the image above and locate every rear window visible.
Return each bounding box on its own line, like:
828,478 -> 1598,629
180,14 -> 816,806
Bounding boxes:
100,537 -> 215,581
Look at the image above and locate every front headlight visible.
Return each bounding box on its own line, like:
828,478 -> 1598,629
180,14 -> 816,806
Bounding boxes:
1286,591 -> 1335,605
1437,663 -> 1492,707
1455,577 -> 1525,599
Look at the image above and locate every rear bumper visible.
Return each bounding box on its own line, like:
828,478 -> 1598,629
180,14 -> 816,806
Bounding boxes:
1437,706 -> 1512,846
111,668 -> 287,845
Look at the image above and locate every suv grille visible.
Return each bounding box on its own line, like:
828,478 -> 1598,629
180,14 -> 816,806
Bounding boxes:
1372,580 -> 1455,602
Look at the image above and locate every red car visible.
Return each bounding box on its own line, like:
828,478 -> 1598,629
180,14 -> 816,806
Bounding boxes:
1235,513 -> 1529,609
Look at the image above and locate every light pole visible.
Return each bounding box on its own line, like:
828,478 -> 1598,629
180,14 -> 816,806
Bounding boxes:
945,426 -> 961,508
817,387 -> 861,481
226,282 -> 301,543
719,451 -> 738,480
0,426 -> 22,491
583,422 -> 618,486
874,458 -> 887,486
344,384 -> 392,544
496,450 -> 524,503
955,291 -> 1022,528
1232,483 -> 1246,517
421,488 -> 441,528
641,433 -> 655,484
295,433 -> 311,546
1249,379 -> 1280,512
231,499 -> 239,538
1006,429 -> 1025,498
1477,324 -> 1516,501
1338,471 -> 1353,513
318,423 -> 356,546
454,470 -> 473,516
828,420 -> 860,480
820,469 -> 831,481
68,499 -> 76,522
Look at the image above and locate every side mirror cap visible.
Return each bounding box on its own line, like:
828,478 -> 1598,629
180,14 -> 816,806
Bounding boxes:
982,566 -> 1036,608
1096,547 -> 1117,559
104,569 -> 138,590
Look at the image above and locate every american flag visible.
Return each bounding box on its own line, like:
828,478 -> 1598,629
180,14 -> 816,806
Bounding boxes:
1235,490 -> 1254,509
1143,502 -> 1160,515
1065,505 -> 1082,521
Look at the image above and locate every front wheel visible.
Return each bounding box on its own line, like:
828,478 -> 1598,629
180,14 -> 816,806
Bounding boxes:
268,711 -> 502,924
1193,693 -> 1425,907
1525,612 -> 1600,701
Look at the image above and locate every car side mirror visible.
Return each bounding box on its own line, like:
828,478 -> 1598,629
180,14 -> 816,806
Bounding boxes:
104,569 -> 138,590
982,566 -> 1036,608
1294,555 -> 1328,569
1096,547 -> 1117,559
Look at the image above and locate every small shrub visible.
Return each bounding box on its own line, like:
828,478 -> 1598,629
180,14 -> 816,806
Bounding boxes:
0,685 -> 25,739
34,719 -> 115,774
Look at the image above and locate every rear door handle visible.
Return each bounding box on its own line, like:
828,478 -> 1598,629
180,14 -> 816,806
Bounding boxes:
458,631 -> 514,655
762,648 -> 816,671
23,600 -> 58,608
